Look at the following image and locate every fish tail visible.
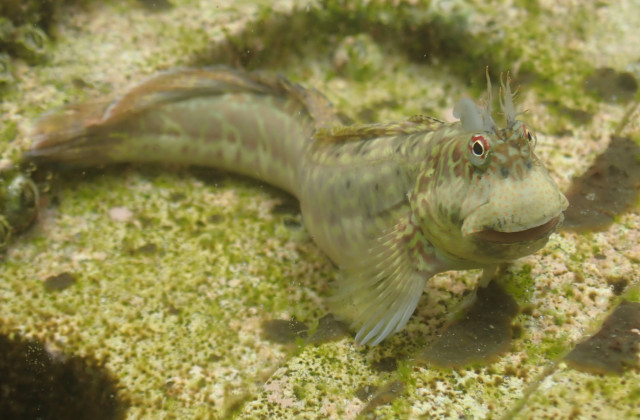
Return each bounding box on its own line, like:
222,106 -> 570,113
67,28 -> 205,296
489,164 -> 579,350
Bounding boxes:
26,67 -> 337,196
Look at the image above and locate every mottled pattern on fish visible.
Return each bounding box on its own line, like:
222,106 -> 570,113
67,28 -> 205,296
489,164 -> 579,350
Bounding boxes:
27,67 -> 568,345
28,69 -> 336,195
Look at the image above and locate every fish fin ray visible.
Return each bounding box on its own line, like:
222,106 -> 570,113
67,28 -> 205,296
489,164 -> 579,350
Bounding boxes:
313,117 -> 444,143
330,216 -> 441,345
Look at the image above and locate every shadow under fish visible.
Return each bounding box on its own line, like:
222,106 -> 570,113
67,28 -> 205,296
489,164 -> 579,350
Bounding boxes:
565,300 -> 640,375
562,135 -> 640,232
418,280 -> 519,367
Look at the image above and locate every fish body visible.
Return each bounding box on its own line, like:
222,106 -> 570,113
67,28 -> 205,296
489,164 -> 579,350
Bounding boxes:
26,67 -> 568,345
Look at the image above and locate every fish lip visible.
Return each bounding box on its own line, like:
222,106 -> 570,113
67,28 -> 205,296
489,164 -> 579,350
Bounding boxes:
473,215 -> 563,244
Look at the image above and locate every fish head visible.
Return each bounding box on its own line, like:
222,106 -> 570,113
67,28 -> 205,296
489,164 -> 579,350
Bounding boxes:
410,75 -> 568,265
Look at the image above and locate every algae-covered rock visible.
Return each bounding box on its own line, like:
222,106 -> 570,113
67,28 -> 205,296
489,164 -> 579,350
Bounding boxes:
0,53 -> 13,87
0,0 -> 60,30
6,24 -> 49,64
1,1 -> 640,419
0,0 -> 87,65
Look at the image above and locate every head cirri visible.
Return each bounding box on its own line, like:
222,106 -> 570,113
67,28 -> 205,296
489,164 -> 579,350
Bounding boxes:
410,71 -> 568,265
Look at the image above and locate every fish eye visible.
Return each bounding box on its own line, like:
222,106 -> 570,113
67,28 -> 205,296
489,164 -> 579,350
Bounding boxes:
469,135 -> 489,158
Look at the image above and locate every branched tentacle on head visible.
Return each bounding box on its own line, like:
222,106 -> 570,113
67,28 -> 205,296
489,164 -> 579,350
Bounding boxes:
498,71 -> 519,129
453,67 -> 523,137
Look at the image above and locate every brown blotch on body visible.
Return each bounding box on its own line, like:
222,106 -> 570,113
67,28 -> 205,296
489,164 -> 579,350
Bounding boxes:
453,162 -> 465,178
451,143 -> 462,163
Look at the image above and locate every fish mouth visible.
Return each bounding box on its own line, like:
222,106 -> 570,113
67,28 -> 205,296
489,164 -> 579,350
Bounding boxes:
473,215 -> 562,244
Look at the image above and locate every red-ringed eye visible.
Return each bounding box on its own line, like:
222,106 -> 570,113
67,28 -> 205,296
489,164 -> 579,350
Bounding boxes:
469,135 -> 489,158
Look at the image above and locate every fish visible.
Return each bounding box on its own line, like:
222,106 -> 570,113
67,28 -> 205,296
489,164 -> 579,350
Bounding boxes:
25,67 -> 568,345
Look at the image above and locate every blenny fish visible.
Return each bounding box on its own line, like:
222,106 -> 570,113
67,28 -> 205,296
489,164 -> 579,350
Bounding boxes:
24,67 -> 568,345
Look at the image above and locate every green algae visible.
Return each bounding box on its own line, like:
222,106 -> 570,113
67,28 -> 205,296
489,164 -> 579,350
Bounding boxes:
359,380 -> 406,416
2,163 -> 333,417
500,263 -> 536,303
1,0 -> 639,418
624,287 -> 640,303
43,271 -> 77,291
519,369 -> 640,419
0,0 -> 99,91
332,33 -> 384,82
199,0 -> 602,112
6,25 -> 50,64
0,0 -> 68,30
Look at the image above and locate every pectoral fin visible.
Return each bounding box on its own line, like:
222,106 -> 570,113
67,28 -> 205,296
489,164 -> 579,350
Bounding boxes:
331,216 -> 441,346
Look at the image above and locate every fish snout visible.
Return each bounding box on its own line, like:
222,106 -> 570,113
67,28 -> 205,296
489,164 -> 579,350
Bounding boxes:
461,170 -> 568,237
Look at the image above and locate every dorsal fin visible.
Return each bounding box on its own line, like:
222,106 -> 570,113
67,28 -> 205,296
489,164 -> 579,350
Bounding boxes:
100,68 -> 270,122
313,116 -> 445,143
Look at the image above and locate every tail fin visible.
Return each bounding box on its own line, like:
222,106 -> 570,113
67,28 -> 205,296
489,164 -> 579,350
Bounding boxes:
26,67 -> 338,195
